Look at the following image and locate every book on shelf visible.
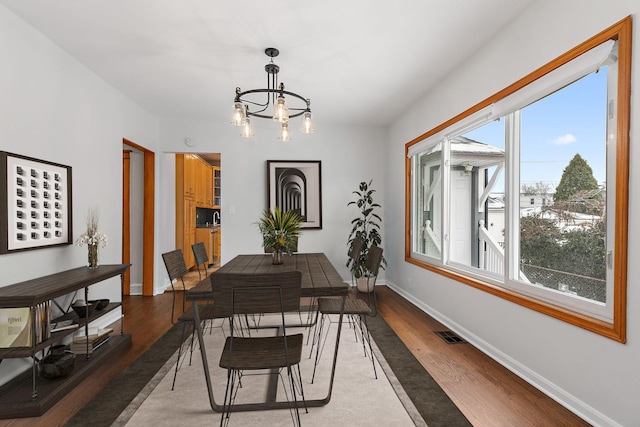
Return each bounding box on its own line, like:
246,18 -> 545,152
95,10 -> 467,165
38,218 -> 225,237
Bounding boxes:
70,328 -> 113,354
50,320 -> 79,333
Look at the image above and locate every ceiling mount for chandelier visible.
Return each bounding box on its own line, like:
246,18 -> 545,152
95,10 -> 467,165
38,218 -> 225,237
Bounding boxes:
232,48 -> 313,140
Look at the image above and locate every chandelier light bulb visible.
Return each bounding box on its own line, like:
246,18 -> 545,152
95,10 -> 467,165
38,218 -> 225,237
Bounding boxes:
273,96 -> 289,123
279,121 -> 291,141
241,116 -> 253,138
232,101 -> 245,126
301,111 -> 314,134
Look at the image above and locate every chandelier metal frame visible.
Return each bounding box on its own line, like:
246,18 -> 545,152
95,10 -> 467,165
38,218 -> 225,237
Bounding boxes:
232,47 -> 313,138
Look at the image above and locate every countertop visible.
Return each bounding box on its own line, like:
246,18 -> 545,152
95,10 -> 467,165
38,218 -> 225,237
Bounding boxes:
196,225 -> 221,230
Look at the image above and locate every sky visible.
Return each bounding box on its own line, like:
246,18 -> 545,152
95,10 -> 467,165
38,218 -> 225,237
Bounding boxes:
464,69 -> 608,193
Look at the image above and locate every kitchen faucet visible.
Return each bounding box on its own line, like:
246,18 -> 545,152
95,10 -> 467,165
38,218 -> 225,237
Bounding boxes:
213,211 -> 220,226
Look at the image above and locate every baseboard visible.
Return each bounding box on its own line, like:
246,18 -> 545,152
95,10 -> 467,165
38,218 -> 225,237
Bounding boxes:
383,280 -> 621,427
129,283 -> 143,296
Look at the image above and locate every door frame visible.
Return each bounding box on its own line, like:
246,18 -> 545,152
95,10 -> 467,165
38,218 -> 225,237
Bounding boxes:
123,138 -> 155,296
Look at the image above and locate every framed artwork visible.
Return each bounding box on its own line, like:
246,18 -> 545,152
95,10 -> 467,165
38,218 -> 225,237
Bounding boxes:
0,151 -> 73,254
267,160 -> 322,229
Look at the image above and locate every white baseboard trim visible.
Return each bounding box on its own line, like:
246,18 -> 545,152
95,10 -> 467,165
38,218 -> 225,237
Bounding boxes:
383,280 -> 621,427
129,283 -> 143,296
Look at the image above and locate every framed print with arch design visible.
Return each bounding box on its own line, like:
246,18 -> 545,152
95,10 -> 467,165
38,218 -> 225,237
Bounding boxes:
267,160 -> 322,229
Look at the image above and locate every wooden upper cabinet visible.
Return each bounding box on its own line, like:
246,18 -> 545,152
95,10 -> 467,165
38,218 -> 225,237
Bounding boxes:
213,167 -> 221,209
193,156 -> 213,208
176,153 -> 196,199
204,165 -> 213,207
195,158 -> 205,205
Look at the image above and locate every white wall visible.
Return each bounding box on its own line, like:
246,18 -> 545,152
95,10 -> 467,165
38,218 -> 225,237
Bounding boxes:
128,149 -> 145,293
386,1 -> 639,426
0,6 -> 158,383
155,118 -> 387,294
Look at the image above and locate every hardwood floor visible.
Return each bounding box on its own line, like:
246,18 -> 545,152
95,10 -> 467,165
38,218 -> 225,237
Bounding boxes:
374,286 -> 590,427
0,286 -> 589,427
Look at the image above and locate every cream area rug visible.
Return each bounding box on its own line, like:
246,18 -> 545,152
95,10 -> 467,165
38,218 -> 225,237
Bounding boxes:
113,314 -> 427,426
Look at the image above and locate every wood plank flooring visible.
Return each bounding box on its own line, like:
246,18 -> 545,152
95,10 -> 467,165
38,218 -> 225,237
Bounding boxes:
0,285 -> 590,427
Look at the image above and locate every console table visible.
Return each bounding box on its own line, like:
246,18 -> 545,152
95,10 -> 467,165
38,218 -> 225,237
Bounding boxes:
0,264 -> 131,419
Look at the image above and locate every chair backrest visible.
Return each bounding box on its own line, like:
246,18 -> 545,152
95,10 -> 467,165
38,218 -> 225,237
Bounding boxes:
365,245 -> 384,277
348,238 -> 364,263
162,249 -> 188,324
209,271 -> 302,317
162,249 -> 188,282
191,242 -> 209,281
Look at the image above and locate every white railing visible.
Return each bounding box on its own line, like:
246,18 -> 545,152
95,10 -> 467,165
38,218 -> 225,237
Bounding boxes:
478,220 -> 504,275
423,220 -> 441,257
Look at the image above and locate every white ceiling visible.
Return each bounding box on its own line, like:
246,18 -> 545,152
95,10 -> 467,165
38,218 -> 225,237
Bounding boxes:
2,0 -> 534,127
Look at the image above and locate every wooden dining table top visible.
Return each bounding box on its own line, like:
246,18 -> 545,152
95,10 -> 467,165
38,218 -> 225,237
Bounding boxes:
186,252 -> 348,301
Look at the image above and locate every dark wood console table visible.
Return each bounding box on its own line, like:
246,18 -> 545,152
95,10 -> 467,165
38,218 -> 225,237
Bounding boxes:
0,264 -> 131,419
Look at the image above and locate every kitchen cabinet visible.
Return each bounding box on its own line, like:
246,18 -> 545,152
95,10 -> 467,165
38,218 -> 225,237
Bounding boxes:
176,153 -> 196,199
213,167 -> 221,208
0,265 -> 131,418
195,227 -> 213,266
194,157 -> 213,208
182,199 -> 196,268
176,154 -> 219,270
212,226 -> 221,264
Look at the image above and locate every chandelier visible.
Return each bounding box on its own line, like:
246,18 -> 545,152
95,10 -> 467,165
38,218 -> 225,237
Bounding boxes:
232,48 -> 313,140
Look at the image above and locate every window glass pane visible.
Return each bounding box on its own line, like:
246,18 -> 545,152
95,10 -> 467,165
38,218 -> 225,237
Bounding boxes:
414,146 -> 442,258
517,71 -> 608,303
450,118 -> 505,276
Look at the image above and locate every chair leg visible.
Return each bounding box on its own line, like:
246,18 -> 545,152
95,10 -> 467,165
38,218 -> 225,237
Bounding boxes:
171,321 -> 189,391
220,368 -> 238,427
294,364 -> 308,414
170,284 -> 178,325
306,305 -> 321,348
360,315 -> 378,379
311,312 -> 333,383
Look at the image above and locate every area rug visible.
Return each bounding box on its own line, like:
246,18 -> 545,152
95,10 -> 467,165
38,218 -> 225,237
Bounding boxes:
66,313 -> 470,427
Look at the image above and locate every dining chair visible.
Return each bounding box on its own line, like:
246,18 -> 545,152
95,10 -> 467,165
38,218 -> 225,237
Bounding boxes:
212,271 -> 306,427
347,238 -> 365,288
306,237 -> 364,347
162,249 -> 224,390
162,249 -> 188,325
191,241 -> 210,282
309,244 -> 384,382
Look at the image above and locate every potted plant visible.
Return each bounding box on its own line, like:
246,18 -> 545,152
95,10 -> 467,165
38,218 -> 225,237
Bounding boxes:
257,207 -> 303,264
347,180 -> 385,292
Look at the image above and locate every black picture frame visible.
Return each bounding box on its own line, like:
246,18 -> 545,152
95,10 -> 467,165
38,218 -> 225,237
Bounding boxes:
267,160 -> 322,229
0,151 -> 73,254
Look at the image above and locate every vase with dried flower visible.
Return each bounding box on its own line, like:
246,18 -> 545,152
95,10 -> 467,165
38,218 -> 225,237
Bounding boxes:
75,208 -> 108,269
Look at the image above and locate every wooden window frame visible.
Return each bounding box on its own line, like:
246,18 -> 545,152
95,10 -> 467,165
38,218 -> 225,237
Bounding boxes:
404,16 -> 631,342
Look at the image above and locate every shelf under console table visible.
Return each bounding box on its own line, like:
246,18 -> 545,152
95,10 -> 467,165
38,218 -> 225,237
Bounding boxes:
0,264 -> 131,419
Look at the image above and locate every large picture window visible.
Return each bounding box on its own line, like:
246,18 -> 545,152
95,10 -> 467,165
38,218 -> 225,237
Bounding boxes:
405,17 -> 631,341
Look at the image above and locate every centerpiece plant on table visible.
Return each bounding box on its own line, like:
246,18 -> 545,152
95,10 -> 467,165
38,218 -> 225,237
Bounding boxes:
257,207 -> 303,265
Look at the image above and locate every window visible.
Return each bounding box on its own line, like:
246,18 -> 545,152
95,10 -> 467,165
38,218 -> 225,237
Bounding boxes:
405,17 -> 631,342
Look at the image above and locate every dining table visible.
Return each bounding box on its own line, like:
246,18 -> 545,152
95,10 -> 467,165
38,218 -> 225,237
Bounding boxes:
186,252 -> 348,413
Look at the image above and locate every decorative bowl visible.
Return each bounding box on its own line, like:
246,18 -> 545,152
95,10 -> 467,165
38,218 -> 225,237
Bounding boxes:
72,302 -> 97,318
89,299 -> 110,311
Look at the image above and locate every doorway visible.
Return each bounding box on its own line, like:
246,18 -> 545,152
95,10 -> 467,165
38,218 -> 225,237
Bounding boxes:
175,152 -> 221,277
123,139 -> 155,296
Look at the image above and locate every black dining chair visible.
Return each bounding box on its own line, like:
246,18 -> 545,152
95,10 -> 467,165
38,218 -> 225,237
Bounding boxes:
213,271 -> 307,427
309,244 -> 384,382
162,249 -> 226,390
191,241 -> 210,283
